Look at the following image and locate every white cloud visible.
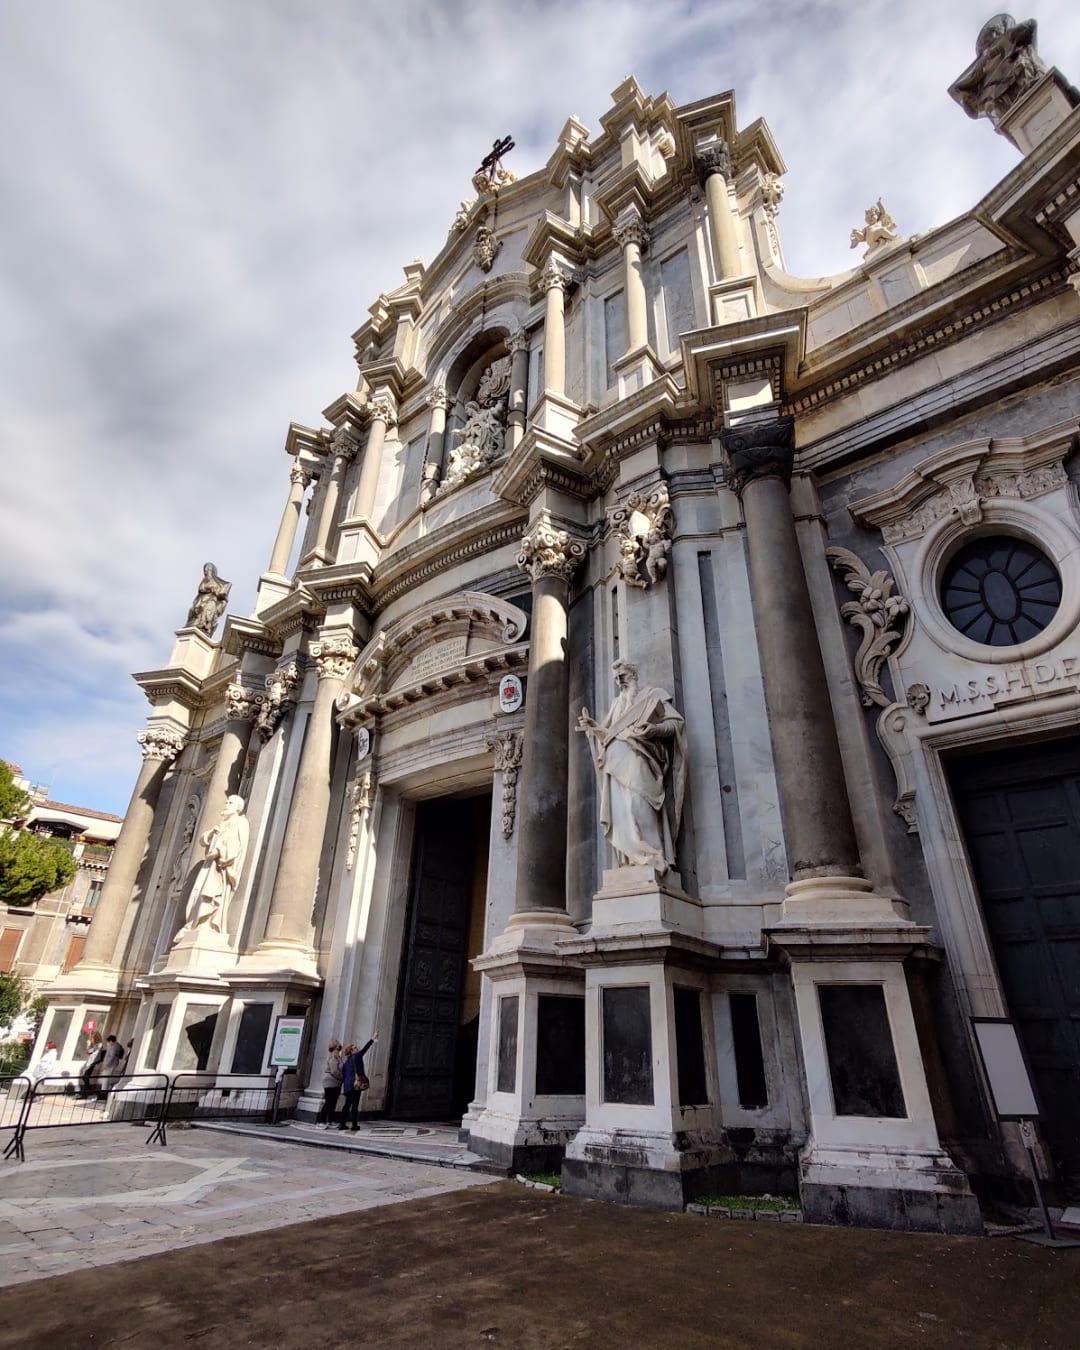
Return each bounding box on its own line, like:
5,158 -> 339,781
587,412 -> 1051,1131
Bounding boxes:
1,0 -> 1076,810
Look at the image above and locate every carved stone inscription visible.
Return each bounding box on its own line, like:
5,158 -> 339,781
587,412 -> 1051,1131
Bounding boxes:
917,651 -> 1080,718
392,636 -> 468,689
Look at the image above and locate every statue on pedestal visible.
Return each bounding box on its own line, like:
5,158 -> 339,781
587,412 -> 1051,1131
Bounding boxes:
182,795 -> 249,937
577,661 -> 687,876
185,562 -> 231,637
949,15 -> 1045,127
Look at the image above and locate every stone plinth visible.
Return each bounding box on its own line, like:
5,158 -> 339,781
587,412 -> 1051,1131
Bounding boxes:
997,69 -> 1079,155
612,345 -> 665,398
588,865 -> 703,939
161,927 -> 235,978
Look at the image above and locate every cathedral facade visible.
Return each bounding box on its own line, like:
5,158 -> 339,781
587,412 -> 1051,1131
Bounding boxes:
38,17 -> 1080,1231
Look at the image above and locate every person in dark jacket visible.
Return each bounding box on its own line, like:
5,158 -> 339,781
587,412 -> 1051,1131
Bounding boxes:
338,1032 -> 378,1131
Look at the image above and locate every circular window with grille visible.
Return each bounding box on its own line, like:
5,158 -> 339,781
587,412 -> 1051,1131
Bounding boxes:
940,536 -> 1062,647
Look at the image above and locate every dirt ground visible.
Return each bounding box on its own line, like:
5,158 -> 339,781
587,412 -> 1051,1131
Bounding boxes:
2,1182 -> 1077,1350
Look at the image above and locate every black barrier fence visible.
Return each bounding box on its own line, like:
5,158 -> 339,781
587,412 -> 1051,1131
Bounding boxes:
2,1071 -> 282,1160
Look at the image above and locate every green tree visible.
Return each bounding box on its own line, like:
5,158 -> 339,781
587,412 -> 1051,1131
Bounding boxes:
0,759 -> 28,821
0,829 -> 77,904
0,971 -> 30,1033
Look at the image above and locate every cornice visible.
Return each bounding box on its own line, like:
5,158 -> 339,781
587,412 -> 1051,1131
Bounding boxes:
131,667 -> 207,711
220,616 -> 281,660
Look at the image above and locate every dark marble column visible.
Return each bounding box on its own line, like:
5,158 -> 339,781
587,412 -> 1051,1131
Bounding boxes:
512,517 -> 585,916
721,417 -> 862,880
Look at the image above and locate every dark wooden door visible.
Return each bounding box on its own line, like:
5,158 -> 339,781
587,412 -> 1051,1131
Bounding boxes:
950,739 -> 1080,1199
390,799 -> 476,1120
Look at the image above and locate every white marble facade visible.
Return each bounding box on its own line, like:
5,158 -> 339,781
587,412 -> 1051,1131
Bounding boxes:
38,23 -> 1080,1231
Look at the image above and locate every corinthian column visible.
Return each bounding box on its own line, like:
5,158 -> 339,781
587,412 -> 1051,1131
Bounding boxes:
353,396 -> 397,523
267,462 -> 311,577
540,261 -> 568,396
721,418 -> 861,882
255,633 -> 357,965
76,726 -> 185,976
512,517 -> 585,918
310,427 -> 360,560
697,140 -> 741,280
506,328 -> 530,452
421,388 -> 450,503
613,211 -> 650,353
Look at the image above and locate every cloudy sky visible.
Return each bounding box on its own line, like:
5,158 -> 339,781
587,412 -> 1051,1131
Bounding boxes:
0,0 -> 1075,814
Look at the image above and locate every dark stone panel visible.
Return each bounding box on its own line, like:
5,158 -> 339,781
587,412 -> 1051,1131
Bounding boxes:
800,1182 -> 983,1235
818,984 -> 906,1118
561,1160 -> 692,1212
231,1002 -> 273,1074
466,1134 -> 564,1173
602,986 -> 653,1105
536,995 -> 585,1096
496,994 -> 519,1094
729,993 -> 769,1109
673,986 -> 708,1106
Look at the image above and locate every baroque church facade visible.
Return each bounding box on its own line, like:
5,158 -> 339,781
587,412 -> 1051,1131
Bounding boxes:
38,16 -> 1080,1231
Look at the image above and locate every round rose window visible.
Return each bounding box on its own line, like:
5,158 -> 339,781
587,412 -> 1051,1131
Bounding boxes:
940,537 -> 1062,646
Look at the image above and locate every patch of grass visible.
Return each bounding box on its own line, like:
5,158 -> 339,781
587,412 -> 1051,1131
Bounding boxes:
693,1193 -> 799,1212
521,1171 -> 562,1188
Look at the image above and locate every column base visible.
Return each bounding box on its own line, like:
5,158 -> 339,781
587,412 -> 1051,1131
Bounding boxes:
798,1143 -> 983,1235
42,963 -> 120,1001
562,1128 -> 731,1212
779,875 -> 909,926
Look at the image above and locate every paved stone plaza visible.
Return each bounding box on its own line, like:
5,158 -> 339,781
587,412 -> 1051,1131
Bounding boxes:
0,1122 -> 497,1286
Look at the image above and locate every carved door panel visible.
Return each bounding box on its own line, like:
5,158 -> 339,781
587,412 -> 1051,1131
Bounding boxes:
950,739 -> 1080,1200
390,800 -> 475,1120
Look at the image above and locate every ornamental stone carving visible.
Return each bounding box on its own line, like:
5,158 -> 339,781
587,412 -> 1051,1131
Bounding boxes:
437,357 -> 511,497
609,483 -> 673,589
331,426 -> 361,461
826,547 -> 911,709
168,795 -> 200,897
138,726 -> 186,762
426,387 -> 451,413
540,257 -> 570,292
311,634 -> 358,681
488,731 -> 523,839
255,662 -> 302,742
761,172 -> 784,221
906,683 -> 931,715
695,139 -> 731,182
850,199 -> 898,255
224,681 -> 261,722
184,562 -> 231,638
613,215 -> 650,251
451,199 -> 474,234
517,515 -> 586,583
878,464 -> 1068,544
720,417 -> 795,495
507,327 -> 530,355
290,462 -> 313,489
367,396 -> 397,429
346,770 -> 375,870
949,15 -> 1045,128
473,225 -> 501,273
181,794 -> 249,936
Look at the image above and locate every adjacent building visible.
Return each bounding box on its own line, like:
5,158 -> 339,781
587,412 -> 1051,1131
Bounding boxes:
38,16 -> 1080,1230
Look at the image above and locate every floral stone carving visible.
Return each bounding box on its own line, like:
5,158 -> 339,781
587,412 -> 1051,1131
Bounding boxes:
346,770 -> 375,869
437,356 -> 511,498
255,662 -> 302,742
517,515 -> 586,583
609,483 -> 673,589
488,732 -> 523,839
825,546 -> 910,709
473,225 -> 501,273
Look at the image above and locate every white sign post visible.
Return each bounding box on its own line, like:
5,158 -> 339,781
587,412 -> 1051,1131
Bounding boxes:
971,1018 -> 1077,1247
269,1015 -> 306,1069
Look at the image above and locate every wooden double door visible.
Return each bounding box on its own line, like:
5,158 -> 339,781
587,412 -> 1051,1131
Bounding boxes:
389,795 -> 489,1121
950,738 -> 1080,1199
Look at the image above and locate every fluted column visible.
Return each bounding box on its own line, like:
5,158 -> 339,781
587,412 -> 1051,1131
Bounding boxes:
512,517 -> 585,917
422,388 -> 450,503
721,418 -> 861,880
541,261 -> 568,396
257,633 -> 357,958
613,212 -> 650,352
78,727 -> 185,973
310,427 -> 360,559
353,396 -> 397,523
506,328 -> 530,452
697,140 -> 741,280
267,462 -> 311,577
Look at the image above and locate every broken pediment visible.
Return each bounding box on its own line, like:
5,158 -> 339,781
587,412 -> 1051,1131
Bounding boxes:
335,591 -> 529,724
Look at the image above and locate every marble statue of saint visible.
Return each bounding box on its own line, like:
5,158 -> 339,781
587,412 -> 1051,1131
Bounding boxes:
185,562 -> 231,637
577,660 -> 687,875
183,795 -> 249,935
950,15 -> 1045,125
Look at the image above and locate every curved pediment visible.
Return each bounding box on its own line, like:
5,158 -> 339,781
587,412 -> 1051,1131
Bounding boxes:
336,591 -> 529,723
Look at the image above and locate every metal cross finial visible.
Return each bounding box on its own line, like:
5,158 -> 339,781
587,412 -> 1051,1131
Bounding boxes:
476,134 -> 515,189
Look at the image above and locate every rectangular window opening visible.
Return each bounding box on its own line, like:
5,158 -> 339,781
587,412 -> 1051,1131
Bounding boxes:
729,992 -> 768,1109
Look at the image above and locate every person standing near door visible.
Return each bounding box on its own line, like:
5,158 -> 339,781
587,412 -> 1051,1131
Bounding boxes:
315,1039 -> 344,1128
338,1032 -> 378,1132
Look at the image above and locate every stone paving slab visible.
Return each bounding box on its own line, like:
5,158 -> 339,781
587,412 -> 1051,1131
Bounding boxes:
0,1122 -> 498,1287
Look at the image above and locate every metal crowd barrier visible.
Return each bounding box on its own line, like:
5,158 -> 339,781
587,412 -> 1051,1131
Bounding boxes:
3,1071 -> 283,1159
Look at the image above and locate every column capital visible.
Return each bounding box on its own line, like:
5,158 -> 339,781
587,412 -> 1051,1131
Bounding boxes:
331,426 -> 361,461
289,461 -> 313,488
517,514 -> 586,583
224,681 -> 261,722
311,632 -> 358,681
696,138 -> 732,183
367,396 -> 398,429
613,213 -> 649,252
137,726 -> 185,762
507,327 -> 530,355
255,662 -> 304,741
426,386 -> 451,412
540,257 -> 571,293
720,417 -> 795,496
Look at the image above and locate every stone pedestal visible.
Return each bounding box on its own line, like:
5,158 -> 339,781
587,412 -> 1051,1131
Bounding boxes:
612,345 -> 665,398
996,68 -> 1079,154
161,925 -> 236,978
766,926 -> 982,1235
